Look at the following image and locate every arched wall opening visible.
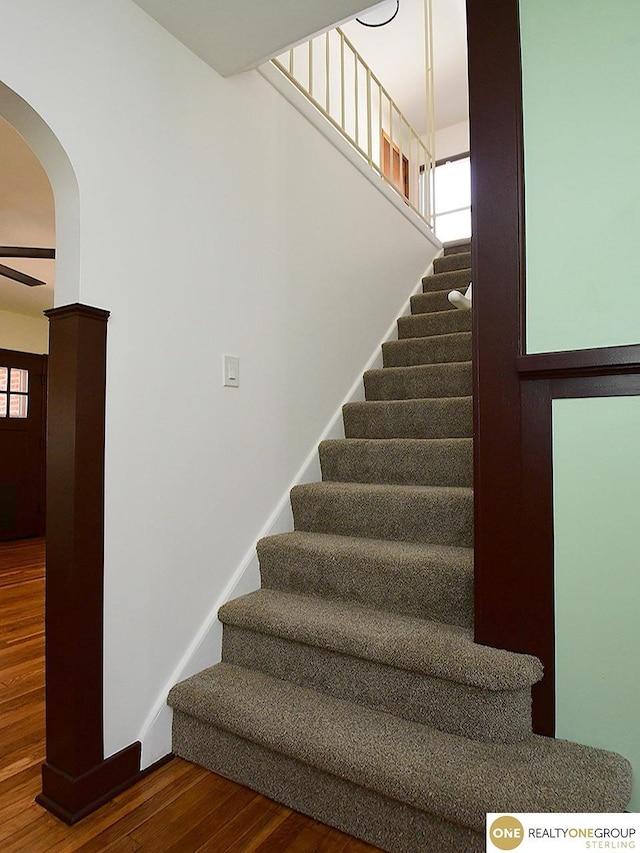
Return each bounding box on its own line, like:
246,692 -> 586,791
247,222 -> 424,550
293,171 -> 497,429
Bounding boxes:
0,80 -> 142,825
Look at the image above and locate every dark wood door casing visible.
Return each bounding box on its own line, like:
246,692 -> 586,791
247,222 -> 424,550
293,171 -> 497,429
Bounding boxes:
464,0 -> 556,729
0,348 -> 47,541
466,0 -> 640,735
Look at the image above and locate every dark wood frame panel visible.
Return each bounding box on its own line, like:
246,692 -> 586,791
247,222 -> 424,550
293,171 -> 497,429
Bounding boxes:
466,0 -> 640,735
36,304 -> 144,824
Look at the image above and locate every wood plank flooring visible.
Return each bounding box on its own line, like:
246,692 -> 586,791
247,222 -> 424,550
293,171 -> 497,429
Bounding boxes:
0,538 -> 382,852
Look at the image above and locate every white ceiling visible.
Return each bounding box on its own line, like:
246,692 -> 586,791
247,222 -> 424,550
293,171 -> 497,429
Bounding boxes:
131,0 -> 468,136
131,0 -> 381,77
0,117 -> 55,319
342,0 -> 469,136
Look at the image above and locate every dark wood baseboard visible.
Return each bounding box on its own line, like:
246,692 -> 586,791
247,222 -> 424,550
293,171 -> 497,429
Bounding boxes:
37,750 -> 175,825
37,743 -> 142,825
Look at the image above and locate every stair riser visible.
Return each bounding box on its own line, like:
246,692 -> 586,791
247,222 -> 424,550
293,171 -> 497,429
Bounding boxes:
411,290 -> 462,314
398,310 -> 471,339
443,241 -> 472,256
223,625 -> 533,743
319,439 -> 473,487
383,334 -> 471,367
343,398 -> 472,439
364,364 -> 472,400
172,713 -> 484,853
257,536 -> 474,627
422,268 -> 472,293
291,487 -> 473,547
434,252 -> 472,273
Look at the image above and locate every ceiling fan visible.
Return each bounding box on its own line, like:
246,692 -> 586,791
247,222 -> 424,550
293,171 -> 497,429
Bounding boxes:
0,246 -> 55,288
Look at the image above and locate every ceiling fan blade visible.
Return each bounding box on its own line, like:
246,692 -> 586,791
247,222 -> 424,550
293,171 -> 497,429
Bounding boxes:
0,246 -> 55,259
0,263 -> 47,287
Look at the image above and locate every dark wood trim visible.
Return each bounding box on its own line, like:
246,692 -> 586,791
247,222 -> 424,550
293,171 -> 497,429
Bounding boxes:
36,750 -> 176,825
0,262 -> 47,287
467,0 -> 640,737
465,0 -> 559,730
518,344 -> 640,378
38,302 -> 143,824
0,246 -> 56,259
37,743 -> 142,825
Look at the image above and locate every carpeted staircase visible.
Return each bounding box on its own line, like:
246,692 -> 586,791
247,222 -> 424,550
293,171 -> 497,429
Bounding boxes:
168,241 -> 631,852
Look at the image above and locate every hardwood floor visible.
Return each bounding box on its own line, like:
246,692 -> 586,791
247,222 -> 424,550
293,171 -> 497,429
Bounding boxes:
0,538 -> 382,852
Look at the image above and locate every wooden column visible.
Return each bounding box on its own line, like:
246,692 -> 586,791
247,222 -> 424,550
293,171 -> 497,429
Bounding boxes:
37,303 -> 141,824
466,0 -> 556,734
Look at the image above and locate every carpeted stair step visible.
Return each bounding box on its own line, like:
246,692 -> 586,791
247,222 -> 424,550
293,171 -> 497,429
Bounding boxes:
421,268 -> 471,294
257,531 -> 474,627
411,289 -> 463,314
218,589 -> 540,742
434,251 -> 472,273
343,397 -> 472,439
169,665 -> 632,853
319,438 -> 472,486
382,332 -> 471,367
398,309 -> 471,338
364,362 -> 472,400
443,239 -> 472,256
291,481 -> 473,546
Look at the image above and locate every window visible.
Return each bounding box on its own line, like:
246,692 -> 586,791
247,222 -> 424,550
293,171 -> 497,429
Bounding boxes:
433,155 -> 471,242
0,367 -> 29,419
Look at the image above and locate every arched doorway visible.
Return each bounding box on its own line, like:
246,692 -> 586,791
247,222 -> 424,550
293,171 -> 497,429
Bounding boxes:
0,81 -> 141,824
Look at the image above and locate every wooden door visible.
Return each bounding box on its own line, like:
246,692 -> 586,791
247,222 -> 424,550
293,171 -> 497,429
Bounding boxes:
0,348 -> 47,540
382,132 -> 410,200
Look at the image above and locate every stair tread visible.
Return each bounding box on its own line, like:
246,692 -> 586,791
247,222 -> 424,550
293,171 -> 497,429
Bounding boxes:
345,395 -> 471,408
364,362 -> 472,402
293,480 -> 473,499
386,330 -> 471,345
258,530 -> 474,627
421,268 -> 472,293
169,664 -> 632,833
411,289 -> 466,314
259,529 -> 473,567
434,252 -> 472,273
219,588 -> 540,691
319,437 -> 472,487
343,396 -> 473,440
443,238 -> 472,254
382,332 -> 472,368
398,309 -> 471,338
291,480 -> 473,547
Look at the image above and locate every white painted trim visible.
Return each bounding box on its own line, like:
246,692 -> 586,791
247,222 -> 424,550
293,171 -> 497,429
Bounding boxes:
137,256 -> 441,767
258,61 -> 441,249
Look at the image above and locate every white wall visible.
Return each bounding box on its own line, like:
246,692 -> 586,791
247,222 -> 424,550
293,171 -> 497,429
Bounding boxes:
434,119 -> 469,161
0,309 -> 49,354
0,0 -> 437,766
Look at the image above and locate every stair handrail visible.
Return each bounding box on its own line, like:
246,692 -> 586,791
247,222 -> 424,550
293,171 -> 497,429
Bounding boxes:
271,13 -> 436,231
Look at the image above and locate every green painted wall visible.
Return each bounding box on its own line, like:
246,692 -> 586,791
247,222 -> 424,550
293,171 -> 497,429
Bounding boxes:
553,397 -> 639,811
520,0 -> 640,354
521,0 -> 640,811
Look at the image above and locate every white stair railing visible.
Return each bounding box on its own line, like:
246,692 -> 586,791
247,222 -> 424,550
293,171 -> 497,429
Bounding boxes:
272,10 -> 436,231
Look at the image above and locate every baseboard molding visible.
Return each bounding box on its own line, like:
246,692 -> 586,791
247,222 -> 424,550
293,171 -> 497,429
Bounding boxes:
137,259 -> 440,768
37,742 -> 142,825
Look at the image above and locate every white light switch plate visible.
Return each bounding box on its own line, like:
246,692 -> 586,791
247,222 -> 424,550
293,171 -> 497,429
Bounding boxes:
223,354 -> 239,387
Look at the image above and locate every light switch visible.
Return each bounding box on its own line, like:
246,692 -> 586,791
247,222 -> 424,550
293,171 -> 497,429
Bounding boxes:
223,355 -> 239,387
